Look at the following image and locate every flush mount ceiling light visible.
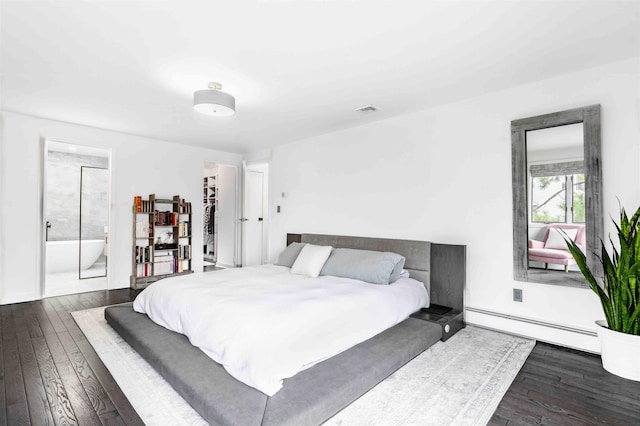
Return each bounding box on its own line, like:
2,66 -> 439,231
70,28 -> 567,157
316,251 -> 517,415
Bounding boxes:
193,82 -> 236,117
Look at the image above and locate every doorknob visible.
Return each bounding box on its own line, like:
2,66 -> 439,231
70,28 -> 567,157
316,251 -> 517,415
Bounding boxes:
258,217 -> 263,221
46,221 -> 51,241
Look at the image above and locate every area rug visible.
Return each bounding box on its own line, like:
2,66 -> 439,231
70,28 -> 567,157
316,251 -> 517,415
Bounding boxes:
72,307 -> 534,426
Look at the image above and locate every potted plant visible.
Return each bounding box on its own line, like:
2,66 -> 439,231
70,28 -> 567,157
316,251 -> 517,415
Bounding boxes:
564,204 -> 640,381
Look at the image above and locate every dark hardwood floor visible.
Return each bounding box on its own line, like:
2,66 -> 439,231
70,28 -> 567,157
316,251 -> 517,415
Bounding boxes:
490,342 -> 640,425
2,289 -> 640,425
0,289 -> 142,426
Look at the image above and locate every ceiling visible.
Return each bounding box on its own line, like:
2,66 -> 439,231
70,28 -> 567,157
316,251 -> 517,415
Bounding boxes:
1,1 -> 638,154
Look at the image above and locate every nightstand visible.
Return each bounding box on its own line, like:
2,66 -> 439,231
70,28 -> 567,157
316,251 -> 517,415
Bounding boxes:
410,304 -> 465,342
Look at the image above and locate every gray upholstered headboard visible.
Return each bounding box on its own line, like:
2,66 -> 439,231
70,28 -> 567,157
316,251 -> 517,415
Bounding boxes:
286,233 -> 466,312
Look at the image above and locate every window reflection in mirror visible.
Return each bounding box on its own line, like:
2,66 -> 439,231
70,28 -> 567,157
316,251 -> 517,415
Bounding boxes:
526,123 -> 584,274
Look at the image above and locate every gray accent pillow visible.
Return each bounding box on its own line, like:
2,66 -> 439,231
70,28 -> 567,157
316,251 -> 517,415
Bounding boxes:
274,242 -> 307,267
320,248 -> 406,285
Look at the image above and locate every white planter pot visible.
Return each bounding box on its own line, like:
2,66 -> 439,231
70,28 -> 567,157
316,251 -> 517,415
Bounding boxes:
596,320 -> 640,381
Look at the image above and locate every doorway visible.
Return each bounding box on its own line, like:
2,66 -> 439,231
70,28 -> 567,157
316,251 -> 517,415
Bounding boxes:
203,163 -> 238,270
242,162 -> 269,266
43,141 -> 110,297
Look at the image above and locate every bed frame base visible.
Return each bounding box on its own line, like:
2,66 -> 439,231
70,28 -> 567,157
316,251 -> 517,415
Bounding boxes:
105,303 -> 442,426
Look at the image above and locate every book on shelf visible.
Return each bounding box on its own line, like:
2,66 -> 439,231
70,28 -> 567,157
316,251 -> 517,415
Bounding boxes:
178,244 -> 191,260
178,200 -> 192,214
136,263 -> 151,277
153,260 -> 173,275
134,196 -> 153,213
153,252 -> 173,275
135,245 -> 151,263
177,259 -> 189,273
135,221 -> 151,238
154,252 -> 181,275
178,221 -> 191,237
154,253 -> 173,259
154,210 -> 178,226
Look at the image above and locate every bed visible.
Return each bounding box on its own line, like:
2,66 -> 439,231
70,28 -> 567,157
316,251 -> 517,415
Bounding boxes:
105,233 -> 466,425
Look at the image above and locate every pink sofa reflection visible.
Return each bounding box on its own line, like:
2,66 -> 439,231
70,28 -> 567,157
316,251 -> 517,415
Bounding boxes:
528,223 -> 586,272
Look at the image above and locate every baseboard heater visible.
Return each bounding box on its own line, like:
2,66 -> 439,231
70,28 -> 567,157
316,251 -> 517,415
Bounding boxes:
465,306 -> 597,337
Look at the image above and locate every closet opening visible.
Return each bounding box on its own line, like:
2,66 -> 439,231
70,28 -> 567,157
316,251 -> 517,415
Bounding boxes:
203,163 -> 238,271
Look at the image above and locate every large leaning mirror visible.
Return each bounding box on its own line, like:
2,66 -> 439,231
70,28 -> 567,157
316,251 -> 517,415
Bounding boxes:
511,105 -> 603,287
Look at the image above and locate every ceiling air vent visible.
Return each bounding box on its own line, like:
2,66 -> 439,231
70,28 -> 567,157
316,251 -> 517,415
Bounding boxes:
355,105 -> 379,113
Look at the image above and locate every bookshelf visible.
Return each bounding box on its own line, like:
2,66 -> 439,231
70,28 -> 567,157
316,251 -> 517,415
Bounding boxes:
131,194 -> 193,289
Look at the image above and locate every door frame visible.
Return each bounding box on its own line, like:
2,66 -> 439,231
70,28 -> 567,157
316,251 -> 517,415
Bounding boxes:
202,162 -> 241,269
41,139 -> 112,298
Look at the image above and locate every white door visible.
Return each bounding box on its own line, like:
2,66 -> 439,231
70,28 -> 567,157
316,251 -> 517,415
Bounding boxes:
243,170 -> 264,266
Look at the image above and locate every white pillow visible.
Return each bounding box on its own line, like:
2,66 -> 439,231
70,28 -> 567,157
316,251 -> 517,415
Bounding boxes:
545,228 -> 577,250
290,244 -> 333,277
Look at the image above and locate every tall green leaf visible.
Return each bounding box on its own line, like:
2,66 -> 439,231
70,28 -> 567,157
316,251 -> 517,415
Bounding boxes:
563,203 -> 640,336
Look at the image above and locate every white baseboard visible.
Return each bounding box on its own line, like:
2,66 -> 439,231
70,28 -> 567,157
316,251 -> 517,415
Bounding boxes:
466,306 -> 600,354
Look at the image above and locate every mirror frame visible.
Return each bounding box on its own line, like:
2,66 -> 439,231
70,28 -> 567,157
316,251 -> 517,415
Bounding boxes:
511,105 -> 603,287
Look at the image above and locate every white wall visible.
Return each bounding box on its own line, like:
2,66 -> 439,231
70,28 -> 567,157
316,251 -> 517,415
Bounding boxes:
0,111 -> 242,304
265,57 -> 640,352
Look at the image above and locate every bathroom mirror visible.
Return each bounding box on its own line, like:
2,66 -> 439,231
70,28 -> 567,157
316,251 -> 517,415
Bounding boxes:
511,105 -> 602,287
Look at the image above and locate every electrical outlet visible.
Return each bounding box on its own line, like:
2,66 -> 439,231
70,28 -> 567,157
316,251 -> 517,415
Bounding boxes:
513,288 -> 523,302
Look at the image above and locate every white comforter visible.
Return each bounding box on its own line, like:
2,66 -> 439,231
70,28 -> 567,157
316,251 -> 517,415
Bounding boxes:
132,265 -> 428,396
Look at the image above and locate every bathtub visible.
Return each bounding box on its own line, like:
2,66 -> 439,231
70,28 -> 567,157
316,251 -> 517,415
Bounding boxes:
46,239 -> 105,274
